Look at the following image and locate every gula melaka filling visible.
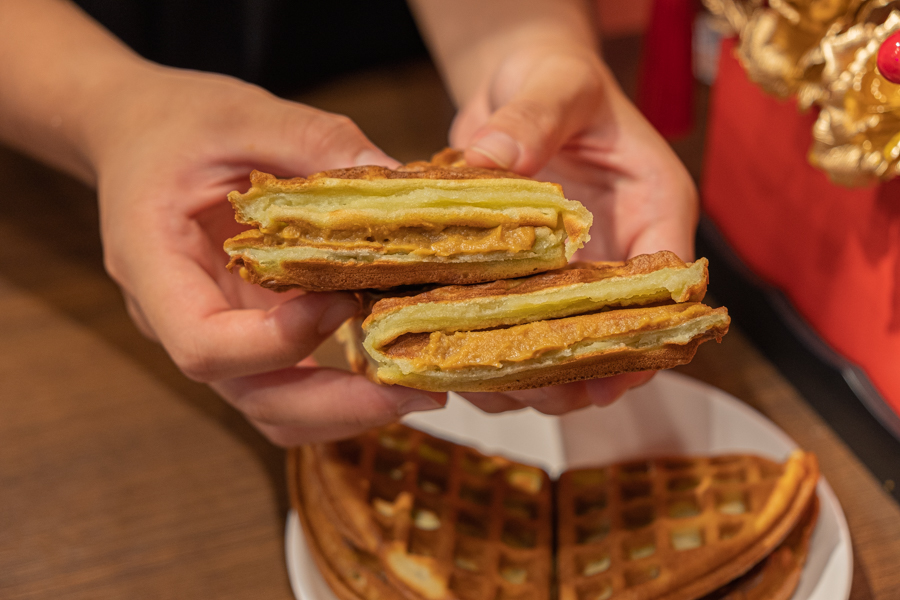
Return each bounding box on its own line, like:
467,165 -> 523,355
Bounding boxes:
380,304 -> 727,372
256,223 -> 544,257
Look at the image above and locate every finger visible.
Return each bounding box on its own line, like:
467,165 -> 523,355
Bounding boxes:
628,218 -> 696,264
464,53 -> 604,175
614,134 -> 698,262
123,292 -> 159,342
131,251 -> 362,382
213,367 -> 447,446
586,96 -> 699,262
449,88 -> 492,148
256,100 -> 402,174
467,372 -> 657,416
456,392 -> 528,414
497,382 -> 595,416
584,371 -> 656,407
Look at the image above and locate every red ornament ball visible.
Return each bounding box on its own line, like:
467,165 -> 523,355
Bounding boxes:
877,30 -> 900,84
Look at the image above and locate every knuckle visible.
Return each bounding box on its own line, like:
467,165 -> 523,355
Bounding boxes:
102,254 -> 122,284
500,99 -> 558,142
458,392 -> 515,414
169,342 -> 220,383
242,401 -> 283,428
218,381 -> 286,427
123,297 -> 158,342
311,113 -> 363,147
531,384 -> 591,415
483,403 -> 515,415
533,402 -> 570,416
258,424 -> 299,448
293,112 -> 369,165
101,247 -> 133,290
349,386 -> 397,427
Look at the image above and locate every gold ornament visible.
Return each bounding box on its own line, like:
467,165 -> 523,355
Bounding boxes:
704,0 -> 900,185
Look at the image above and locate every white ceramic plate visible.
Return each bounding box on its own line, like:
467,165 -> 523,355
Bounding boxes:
286,371 -> 853,600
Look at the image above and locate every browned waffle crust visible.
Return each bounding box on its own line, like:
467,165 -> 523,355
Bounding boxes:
288,425 -> 819,600
229,256 -> 569,294
557,453 -> 819,600
295,425 -> 553,600
700,496 -> 819,600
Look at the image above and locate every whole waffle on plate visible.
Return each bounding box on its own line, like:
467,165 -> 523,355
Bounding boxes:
288,424 -> 819,600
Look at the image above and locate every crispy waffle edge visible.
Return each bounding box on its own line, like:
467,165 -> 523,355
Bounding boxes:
366,252 -> 707,319
655,452 -> 820,600
228,252 -> 568,292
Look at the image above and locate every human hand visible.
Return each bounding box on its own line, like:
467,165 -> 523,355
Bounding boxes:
89,65 -> 446,446
449,46 -> 699,415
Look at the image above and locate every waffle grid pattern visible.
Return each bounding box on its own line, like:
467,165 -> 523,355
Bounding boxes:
556,456 -> 786,600
333,425 -> 553,600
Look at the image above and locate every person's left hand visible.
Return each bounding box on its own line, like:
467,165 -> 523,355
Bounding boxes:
89,67 -> 447,446
449,46 -> 699,415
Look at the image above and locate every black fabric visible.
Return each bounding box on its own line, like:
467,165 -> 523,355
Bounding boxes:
73,0 -> 429,94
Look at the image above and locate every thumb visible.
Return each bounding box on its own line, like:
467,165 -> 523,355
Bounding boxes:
464,53 -> 605,175
262,101 -> 401,175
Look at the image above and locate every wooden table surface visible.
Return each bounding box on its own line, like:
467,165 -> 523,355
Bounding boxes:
1,58 -> 899,599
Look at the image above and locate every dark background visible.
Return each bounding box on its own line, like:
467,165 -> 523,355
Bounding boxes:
75,0 -> 429,94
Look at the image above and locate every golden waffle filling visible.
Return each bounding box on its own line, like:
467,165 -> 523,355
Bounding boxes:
225,157 -> 595,270
379,303 -> 728,372
255,223 -> 546,257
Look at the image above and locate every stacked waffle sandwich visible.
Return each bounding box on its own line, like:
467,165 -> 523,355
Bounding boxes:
224,148 -> 593,292
224,150 -> 730,391
289,423 -> 820,600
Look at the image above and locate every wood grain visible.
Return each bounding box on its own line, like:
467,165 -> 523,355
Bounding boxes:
0,277 -> 293,599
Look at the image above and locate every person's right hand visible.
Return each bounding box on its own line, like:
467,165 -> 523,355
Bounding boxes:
447,46 -> 697,417
88,64 -> 446,446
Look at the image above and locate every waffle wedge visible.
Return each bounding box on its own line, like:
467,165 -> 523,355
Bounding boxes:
224,149 -> 592,291
288,424 -> 820,600
701,496 -> 819,600
294,424 -> 553,600
344,252 -> 730,392
556,452 -> 819,600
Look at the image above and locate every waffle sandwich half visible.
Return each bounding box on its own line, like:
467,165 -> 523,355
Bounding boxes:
224,149 -> 592,291
343,251 -> 730,392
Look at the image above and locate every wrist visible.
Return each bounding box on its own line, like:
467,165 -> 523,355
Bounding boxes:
411,0 -> 598,107
0,0 -> 159,185
76,59 -> 173,183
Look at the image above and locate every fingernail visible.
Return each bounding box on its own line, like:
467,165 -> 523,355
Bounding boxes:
354,149 -> 401,168
398,393 -> 446,415
317,299 -> 360,335
469,131 -> 520,169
